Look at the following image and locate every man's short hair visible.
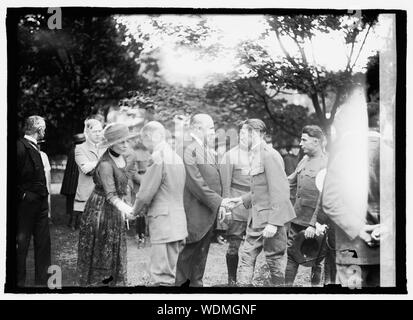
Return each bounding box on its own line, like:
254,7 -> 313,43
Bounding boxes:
190,114 -> 213,128
141,121 -> 166,139
86,113 -> 105,126
302,125 -> 324,141
84,118 -> 102,133
240,119 -> 267,136
24,115 -> 45,135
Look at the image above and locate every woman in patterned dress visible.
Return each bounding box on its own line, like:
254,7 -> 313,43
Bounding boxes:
77,123 -> 137,287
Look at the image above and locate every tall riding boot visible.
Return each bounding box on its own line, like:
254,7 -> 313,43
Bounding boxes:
226,254 -> 239,286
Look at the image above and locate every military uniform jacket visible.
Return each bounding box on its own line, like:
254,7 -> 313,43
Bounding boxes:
220,146 -> 251,222
288,153 -> 328,226
241,142 -> 296,229
132,142 -> 188,244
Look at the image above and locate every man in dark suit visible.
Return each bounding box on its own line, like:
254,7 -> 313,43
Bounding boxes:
16,115 -> 51,287
175,114 -> 229,287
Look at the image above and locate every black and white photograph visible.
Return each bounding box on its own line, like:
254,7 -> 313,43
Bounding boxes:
2,2 -> 408,297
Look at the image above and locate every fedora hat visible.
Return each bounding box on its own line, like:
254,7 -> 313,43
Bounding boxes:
289,230 -> 327,267
99,122 -> 139,149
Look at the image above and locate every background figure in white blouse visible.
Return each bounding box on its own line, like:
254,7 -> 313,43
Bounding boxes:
39,150 -> 52,222
72,118 -> 104,230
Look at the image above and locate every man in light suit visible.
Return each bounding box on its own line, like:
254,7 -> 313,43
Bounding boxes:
72,118 -> 104,229
132,121 -> 188,286
175,114 -> 229,287
232,119 -> 296,286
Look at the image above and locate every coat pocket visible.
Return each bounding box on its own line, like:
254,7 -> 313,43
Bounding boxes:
300,198 -> 318,209
303,168 -> 318,178
23,190 -> 41,203
255,208 -> 270,225
147,206 -> 169,217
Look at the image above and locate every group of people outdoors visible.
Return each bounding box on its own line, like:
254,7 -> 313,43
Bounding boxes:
16,92 -> 382,288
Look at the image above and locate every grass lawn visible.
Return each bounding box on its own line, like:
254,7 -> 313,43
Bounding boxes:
24,192 -> 313,288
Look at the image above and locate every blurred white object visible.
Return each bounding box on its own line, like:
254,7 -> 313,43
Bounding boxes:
315,222 -> 327,236
40,151 -> 52,218
315,168 -> 326,192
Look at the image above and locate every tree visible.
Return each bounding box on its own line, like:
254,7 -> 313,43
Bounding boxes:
204,75 -> 314,147
17,13 -> 146,155
239,14 -> 378,134
117,80 -> 237,130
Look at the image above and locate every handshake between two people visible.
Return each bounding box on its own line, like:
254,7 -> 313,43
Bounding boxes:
112,198 -> 147,223
218,197 -> 244,224
217,198 -> 278,238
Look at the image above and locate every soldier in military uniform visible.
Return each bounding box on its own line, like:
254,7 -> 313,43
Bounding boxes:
220,134 -> 251,286
284,125 -> 328,286
232,119 -> 296,287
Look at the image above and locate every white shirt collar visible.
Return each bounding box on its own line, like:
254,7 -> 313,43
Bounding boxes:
24,135 -> 38,146
190,133 -> 204,147
85,139 -> 100,150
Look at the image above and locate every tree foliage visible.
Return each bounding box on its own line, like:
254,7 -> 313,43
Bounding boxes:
15,13 -> 379,155
17,13 -> 146,155
239,14 -> 378,132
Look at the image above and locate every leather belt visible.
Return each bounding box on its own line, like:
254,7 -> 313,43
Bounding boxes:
230,182 -> 250,192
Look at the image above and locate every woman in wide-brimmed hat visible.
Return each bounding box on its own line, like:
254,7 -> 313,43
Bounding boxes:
77,123 -> 137,287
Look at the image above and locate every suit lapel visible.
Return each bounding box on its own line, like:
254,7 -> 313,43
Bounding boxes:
193,140 -> 219,169
21,139 -> 43,169
85,141 -> 100,158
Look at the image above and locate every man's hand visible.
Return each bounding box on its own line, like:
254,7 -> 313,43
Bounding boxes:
371,224 -> 387,243
358,224 -> 379,246
222,197 -> 243,210
262,224 -> 278,238
304,226 -> 316,239
218,206 -> 227,224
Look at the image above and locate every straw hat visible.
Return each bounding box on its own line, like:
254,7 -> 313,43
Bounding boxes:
99,122 -> 139,149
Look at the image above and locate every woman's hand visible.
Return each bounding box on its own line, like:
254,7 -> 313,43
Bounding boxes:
113,198 -> 134,218
125,212 -> 137,220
